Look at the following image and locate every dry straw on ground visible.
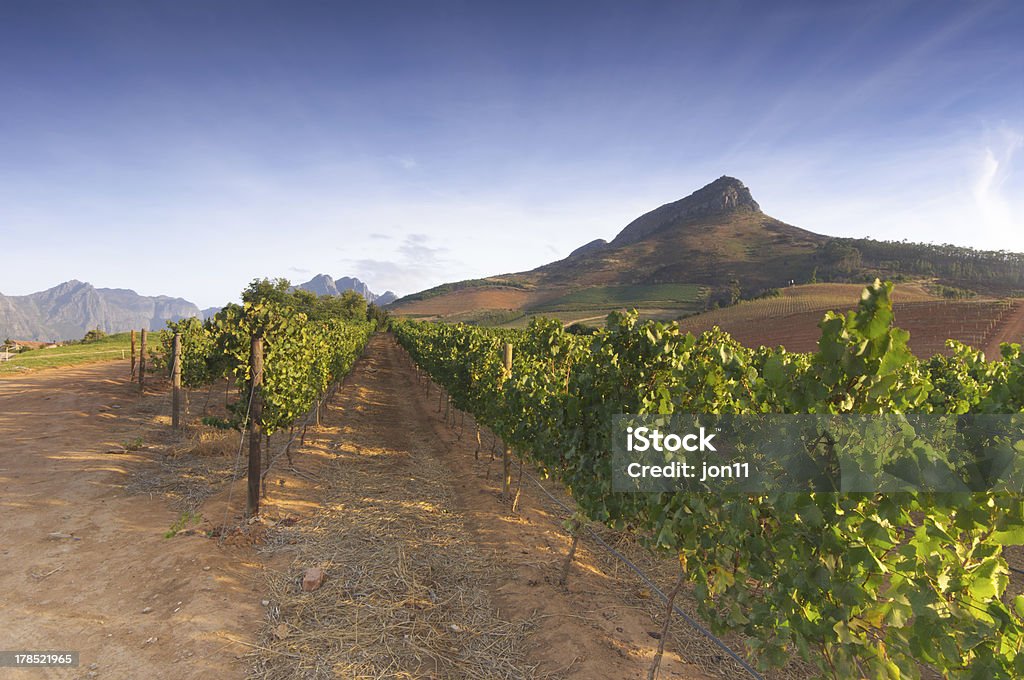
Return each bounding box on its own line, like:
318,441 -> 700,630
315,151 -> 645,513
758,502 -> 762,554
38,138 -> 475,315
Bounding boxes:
126,425 -> 240,512
250,439 -> 540,680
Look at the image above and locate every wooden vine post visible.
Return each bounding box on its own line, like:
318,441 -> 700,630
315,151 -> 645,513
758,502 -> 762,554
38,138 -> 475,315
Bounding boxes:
649,565 -> 687,680
559,518 -> 582,587
138,329 -> 147,391
247,334 -> 264,517
501,342 -> 513,500
129,329 -> 136,380
171,332 -> 182,429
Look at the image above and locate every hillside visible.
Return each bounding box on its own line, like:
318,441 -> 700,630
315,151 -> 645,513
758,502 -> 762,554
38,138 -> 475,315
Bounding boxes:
390,176 -> 1024,328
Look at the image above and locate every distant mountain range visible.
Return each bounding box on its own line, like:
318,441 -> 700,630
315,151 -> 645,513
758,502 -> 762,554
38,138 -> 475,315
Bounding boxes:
2,274 -> 396,341
0,280 -> 201,342
292,274 -> 397,306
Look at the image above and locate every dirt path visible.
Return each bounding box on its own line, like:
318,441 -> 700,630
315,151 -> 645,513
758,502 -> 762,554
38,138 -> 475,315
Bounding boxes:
255,334 -> 718,679
0,363 -> 263,680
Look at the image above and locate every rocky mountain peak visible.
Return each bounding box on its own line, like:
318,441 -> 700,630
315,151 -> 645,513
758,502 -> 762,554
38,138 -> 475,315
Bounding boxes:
293,274 -> 394,305
701,176 -> 760,212
610,176 -> 761,247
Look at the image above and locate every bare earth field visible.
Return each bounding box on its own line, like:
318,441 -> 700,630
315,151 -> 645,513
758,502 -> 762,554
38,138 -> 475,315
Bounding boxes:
2,338 -> 788,680
0,363 -> 264,680
679,284 -> 1024,358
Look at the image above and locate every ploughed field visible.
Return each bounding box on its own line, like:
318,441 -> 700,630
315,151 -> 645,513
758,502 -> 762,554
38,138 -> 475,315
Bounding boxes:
680,296 -> 1024,358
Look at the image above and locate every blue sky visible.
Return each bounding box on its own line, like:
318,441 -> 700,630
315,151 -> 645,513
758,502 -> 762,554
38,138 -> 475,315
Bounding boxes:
1,0 -> 1022,307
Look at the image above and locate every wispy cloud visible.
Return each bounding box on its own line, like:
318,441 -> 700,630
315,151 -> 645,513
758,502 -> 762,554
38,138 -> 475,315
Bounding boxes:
346,233 -> 456,295
741,124 -> 1024,254
392,156 -> 418,170
973,127 -> 1023,235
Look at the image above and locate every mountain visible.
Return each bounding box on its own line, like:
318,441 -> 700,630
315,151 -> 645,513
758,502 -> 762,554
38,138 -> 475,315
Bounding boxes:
0,280 -> 201,342
390,176 -> 1024,324
610,175 -> 762,246
528,176 -> 824,292
568,239 -> 608,258
293,274 -> 397,305
391,176 -> 823,319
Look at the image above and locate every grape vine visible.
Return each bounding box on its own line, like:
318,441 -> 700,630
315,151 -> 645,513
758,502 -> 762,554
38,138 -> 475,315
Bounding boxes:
394,280 -> 1024,679
164,300 -> 373,435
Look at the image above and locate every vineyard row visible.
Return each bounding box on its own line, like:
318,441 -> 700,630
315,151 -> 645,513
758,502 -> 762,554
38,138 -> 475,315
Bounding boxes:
393,281 -> 1024,679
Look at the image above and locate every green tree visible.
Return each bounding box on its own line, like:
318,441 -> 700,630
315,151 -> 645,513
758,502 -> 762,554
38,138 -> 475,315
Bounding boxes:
728,278 -> 742,306
287,289 -> 319,318
339,290 -> 367,321
306,294 -> 342,321
366,302 -> 391,326
566,322 -> 598,335
242,278 -> 291,306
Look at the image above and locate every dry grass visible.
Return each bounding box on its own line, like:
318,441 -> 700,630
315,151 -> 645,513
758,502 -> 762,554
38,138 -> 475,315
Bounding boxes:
187,426 -> 240,457
125,425 -> 243,512
249,436 -> 540,680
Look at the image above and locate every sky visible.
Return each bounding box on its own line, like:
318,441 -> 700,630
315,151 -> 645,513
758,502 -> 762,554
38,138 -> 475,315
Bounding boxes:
1,0 -> 1022,307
